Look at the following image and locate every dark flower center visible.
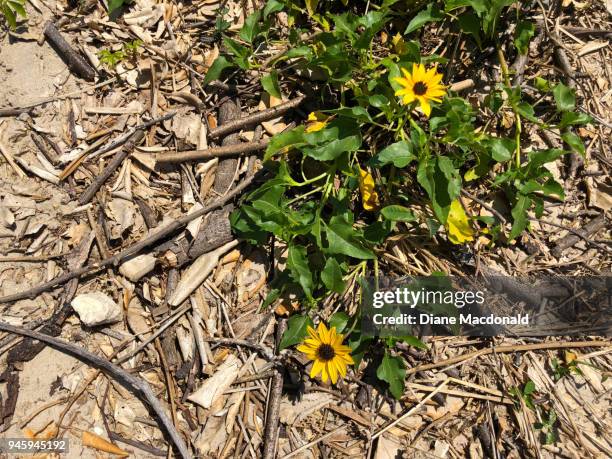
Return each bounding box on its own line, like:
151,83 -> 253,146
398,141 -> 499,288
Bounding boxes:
413,81 -> 428,96
317,344 -> 336,361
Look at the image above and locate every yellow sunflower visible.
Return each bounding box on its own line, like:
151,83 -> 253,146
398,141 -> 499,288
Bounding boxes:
394,63 -> 446,117
297,323 -> 354,384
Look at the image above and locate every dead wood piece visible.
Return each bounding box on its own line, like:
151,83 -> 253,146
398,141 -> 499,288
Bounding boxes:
109,432 -> 166,457
208,96 -> 306,139
153,139 -> 269,163
6,232 -> 94,365
78,130 -> 145,205
214,99 -> 242,196
31,132 -> 59,165
0,173 -> 260,304
406,340 -> 611,375
0,322 -> 192,459
43,21 -> 96,81
0,107 -> 32,117
0,367 -> 19,431
551,215 -> 607,258
262,319 -> 286,459
157,206 -> 234,268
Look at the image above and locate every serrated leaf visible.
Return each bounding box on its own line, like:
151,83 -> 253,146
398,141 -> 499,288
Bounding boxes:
329,311 -> 350,333
553,83 -> 575,112
321,257 -> 345,294
381,205 -> 416,222
280,315 -> 314,350
372,141 -> 415,168
377,353 -> 406,399
405,4 -> 443,34
204,55 -> 233,85
287,245 -> 313,299
261,70 -> 281,98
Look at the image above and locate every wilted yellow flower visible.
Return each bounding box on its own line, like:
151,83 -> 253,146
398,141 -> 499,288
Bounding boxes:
358,166 -> 380,211
305,112 -> 329,133
297,323 -> 354,384
392,33 -> 407,55
446,199 -> 474,244
394,63 -> 446,117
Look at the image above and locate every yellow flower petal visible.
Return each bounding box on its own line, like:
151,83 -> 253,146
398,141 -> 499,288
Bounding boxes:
358,167 -> 380,211
310,359 -> 324,379
418,98 -> 432,117
335,358 -> 347,377
446,199 -> 475,244
327,361 -> 338,384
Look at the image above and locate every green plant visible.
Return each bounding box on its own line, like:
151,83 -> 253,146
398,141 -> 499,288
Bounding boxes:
98,40 -> 142,68
1,0 -> 26,29
220,0 -> 592,398
534,408 -> 558,445
509,380 -> 536,410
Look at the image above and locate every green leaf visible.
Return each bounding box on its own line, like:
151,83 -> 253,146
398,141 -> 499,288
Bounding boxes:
516,102 -> 540,123
405,4 -> 443,34
263,0 -> 283,18
553,83 -> 576,111
458,12 -> 482,48
377,353 -> 406,399
107,0 -> 127,15
204,55 -> 233,85
558,111 -> 591,129
303,135 -> 361,161
514,20 -> 535,55
2,3 -> 17,28
287,244 -> 314,299
324,217 -> 375,260
321,257 -> 345,294
264,126 -> 306,161
509,194 -> 532,240
401,335 -> 428,350
561,131 -> 585,157
490,137 -> 514,162
523,380 -> 536,395
381,205 -> 416,222
417,156 -> 461,224
329,311 -> 350,333
261,70 -> 282,98
280,315 -> 314,350
371,141 -> 415,168
239,11 -> 262,43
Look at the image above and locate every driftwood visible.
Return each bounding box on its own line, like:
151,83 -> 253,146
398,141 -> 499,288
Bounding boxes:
78,130 -> 145,205
44,21 -> 96,81
0,321 -> 192,459
0,173 -> 260,304
214,100 -> 242,194
208,96 -> 305,139
551,215 -> 607,258
153,139 -> 269,163
157,205 -> 234,268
